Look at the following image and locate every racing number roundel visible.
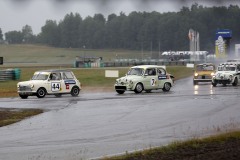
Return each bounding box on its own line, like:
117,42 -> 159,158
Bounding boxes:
51,82 -> 61,92
151,78 -> 156,86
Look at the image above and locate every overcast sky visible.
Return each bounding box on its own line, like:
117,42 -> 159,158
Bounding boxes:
1,0 -> 240,35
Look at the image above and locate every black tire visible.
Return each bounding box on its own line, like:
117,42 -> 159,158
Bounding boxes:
36,88 -> 46,98
71,86 -> 80,97
54,94 -> 62,97
162,82 -> 171,92
134,83 -> 143,93
19,94 -> 28,99
212,82 -> 217,87
116,90 -> 125,94
193,80 -> 198,85
232,78 -> 238,86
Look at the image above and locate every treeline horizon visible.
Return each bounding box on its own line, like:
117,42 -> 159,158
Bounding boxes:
1,3 -> 240,53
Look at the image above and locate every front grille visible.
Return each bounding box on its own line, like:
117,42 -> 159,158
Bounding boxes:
115,86 -> 126,90
19,86 -> 32,91
202,75 -> 212,79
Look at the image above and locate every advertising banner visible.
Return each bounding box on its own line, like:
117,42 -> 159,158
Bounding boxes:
215,29 -> 232,58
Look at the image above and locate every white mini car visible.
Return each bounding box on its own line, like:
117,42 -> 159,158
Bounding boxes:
17,69 -> 81,99
212,62 -> 240,87
115,65 -> 174,94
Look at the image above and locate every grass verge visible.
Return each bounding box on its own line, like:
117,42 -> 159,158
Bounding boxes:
102,131 -> 240,160
0,108 -> 43,127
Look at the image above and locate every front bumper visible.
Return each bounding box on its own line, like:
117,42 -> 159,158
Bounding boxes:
213,79 -> 232,84
18,86 -> 36,95
115,84 -> 133,91
194,75 -> 212,82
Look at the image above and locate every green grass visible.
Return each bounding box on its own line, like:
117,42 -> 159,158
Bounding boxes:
102,131 -> 240,160
0,44 -> 145,65
0,108 -> 43,127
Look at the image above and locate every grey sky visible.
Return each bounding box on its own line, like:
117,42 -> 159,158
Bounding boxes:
0,0 -> 240,35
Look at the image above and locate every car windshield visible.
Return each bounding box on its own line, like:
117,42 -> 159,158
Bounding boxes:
217,66 -> 236,71
127,68 -> 143,76
197,65 -> 214,71
32,73 -> 49,80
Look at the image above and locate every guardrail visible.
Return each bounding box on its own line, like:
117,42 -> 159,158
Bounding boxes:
103,60 -> 197,67
0,68 -> 21,81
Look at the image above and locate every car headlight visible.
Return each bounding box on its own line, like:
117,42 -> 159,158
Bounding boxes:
194,73 -> 198,77
229,75 -> 233,80
30,84 -> 34,88
211,72 -> 215,76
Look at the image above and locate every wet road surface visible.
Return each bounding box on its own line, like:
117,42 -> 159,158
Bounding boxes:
0,76 -> 240,160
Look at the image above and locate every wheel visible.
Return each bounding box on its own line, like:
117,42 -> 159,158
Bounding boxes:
36,88 -> 46,98
19,94 -> 28,99
162,82 -> 171,92
116,90 -> 125,94
193,80 -> 198,85
145,90 -> 152,93
54,94 -> 62,97
71,86 -> 80,97
232,78 -> 238,86
212,82 -> 217,87
134,83 -> 143,93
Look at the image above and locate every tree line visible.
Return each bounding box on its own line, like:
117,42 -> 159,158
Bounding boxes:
1,4 -> 240,53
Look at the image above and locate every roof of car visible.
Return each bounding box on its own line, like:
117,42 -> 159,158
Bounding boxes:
34,69 -> 73,73
131,65 -> 166,69
197,63 -> 215,66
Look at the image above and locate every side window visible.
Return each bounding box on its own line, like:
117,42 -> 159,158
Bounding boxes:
50,72 -> 61,80
237,65 -> 240,71
63,72 -> 74,79
157,68 -> 166,75
145,68 -> 156,76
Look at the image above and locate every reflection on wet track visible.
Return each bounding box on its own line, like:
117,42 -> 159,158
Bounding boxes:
0,76 -> 240,160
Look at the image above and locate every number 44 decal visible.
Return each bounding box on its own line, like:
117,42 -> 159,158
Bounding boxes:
51,82 -> 61,92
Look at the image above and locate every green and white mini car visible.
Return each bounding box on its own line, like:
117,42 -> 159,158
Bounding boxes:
212,62 -> 240,87
115,65 -> 174,94
17,69 -> 81,99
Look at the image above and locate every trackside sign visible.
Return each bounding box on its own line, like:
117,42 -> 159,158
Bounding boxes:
105,70 -> 119,77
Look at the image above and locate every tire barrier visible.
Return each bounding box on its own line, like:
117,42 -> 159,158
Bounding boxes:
0,68 -> 21,81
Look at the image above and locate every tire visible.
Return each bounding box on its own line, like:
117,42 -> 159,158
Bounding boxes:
134,83 -> 143,93
36,88 -> 46,98
232,78 -> 238,86
19,94 -> 28,99
71,86 -> 80,97
212,82 -> 217,87
162,82 -> 171,92
54,94 -> 62,97
116,90 -> 125,94
193,80 -> 198,85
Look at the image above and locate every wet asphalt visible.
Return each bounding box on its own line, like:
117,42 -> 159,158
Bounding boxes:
0,76 -> 240,160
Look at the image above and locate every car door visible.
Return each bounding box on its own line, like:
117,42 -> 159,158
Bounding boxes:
48,72 -> 63,94
157,68 -> 168,88
143,68 -> 158,89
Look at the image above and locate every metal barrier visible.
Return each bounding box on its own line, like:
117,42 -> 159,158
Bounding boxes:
0,68 -> 21,81
103,61 -> 196,67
